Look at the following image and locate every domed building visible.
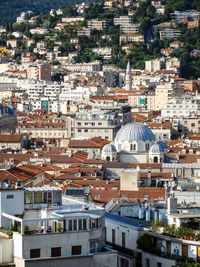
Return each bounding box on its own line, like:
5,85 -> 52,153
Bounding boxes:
149,142 -> 165,163
101,123 -> 167,163
101,143 -> 118,161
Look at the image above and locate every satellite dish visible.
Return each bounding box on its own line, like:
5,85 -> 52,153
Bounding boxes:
0,179 -> 10,189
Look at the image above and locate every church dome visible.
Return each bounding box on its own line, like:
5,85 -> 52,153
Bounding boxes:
102,143 -> 117,154
149,143 -> 164,154
115,123 -> 154,143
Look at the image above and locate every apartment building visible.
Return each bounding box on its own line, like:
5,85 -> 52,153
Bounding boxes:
155,83 -> 184,110
87,19 -> 107,30
27,64 -> 51,81
64,62 -> 102,72
0,188 -> 117,267
74,110 -> 121,141
114,16 -> 133,26
77,27 -> 91,37
161,96 -> 200,118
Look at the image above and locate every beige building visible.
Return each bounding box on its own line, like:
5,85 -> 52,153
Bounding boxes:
155,83 -> 184,110
27,64 -> 51,81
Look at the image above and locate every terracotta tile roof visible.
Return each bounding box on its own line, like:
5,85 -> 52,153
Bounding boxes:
90,95 -> 128,100
186,134 -> 200,140
0,170 -> 19,182
147,122 -> 172,129
65,179 -> 120,190
133,114 -> 147,122
0,134 -> 22,143
103,162 -> 161,170
61,165 -> 102,173
54,173 -> 98,181
90,187 -> 166,203
140,172 -> 173,179
69,137 -> 109,149
167,153 -> 197,163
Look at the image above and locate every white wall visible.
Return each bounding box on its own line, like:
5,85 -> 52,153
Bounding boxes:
105,219 -> 140,251
0,239 -> 13,264
13,231 -> 91,259
0,190 -> 24,215
188,245 -> 197,260
142,251 -> 176,267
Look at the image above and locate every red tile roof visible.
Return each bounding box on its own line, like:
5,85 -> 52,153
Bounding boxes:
90,188 -> 166,203
0,134 -> 22,143
69,137 -> 109,149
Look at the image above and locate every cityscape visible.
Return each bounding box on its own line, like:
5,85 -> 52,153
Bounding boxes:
0,0 -> 200,266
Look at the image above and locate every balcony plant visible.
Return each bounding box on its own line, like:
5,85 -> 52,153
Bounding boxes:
151,220 -> 165,234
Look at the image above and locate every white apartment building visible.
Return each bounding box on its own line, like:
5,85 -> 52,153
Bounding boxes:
0,188 -> 117,267
64,62 -> 102,72
161,96 -> 200,118
145,58 -> 165,72
30,28 -> 48,35
74,110 -> 121,141
62,17 -> 84,24
87,19 -> 107,30
92,47 -> 112,60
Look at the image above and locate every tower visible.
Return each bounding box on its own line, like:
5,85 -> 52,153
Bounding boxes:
125,60 -> 132,90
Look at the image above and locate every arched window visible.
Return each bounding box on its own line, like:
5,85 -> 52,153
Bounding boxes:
106,156 -> 111,162
145,143 -> 150,151
154,157 -> 158,163
130,143 -> 137,151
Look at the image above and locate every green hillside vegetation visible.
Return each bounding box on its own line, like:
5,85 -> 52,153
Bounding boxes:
0,0 -> 93,25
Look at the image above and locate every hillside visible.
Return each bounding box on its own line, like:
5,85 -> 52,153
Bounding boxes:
0,0 -> 93,25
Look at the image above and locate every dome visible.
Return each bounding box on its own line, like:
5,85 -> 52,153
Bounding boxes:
115,123 -> 154,143
102,143 -> 117,154
149,143 -> 164,154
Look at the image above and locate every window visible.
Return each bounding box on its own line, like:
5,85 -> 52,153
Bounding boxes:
6,194 -> 14,199
98,122 -> 102,125
69,220 -> 72,231
78,219 -> 83,230
145,143 -> 150,150
146,258 -> 150,267
72,246 -> 81,255
112,229 -> 115,244
73,220 -> 77,231
51,247 -> 61,257
25,192 -> 32,204
83,219 -> 87,230
84,129 -> 88,132
132,144 -> 136,150
121,258 -> 129,267
34,192 -> 42,203
90,218 -> 98,229
30,249 -> 40,258
78,129 -> 81,132
122,232 -> 126,247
